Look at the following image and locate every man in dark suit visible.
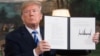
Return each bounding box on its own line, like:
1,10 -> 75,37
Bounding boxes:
4,1 -> 56,56
4,1 -> 99,56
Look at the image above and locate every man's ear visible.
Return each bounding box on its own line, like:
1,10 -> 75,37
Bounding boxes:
21,15 -> 25,24
21,15 -> 24,21
40,13 -> 43,20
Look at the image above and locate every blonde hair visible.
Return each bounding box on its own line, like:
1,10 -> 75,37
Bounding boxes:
21,1 -> 42,15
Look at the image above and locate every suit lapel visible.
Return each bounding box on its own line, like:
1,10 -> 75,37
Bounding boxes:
20,26 -> 36,48
20,26 -> 44,48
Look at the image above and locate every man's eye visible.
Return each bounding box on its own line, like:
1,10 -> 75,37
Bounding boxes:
33,10 -> 37,12
24,11 -> 29,13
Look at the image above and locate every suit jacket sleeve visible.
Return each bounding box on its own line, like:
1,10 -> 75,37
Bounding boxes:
4,33 -> 34,56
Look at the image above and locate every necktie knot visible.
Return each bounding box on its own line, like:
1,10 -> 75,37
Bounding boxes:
32,31 -> 38,34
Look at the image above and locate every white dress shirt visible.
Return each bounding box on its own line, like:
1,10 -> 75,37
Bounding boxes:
25,26 -> 42,41
25,26 -> 42,56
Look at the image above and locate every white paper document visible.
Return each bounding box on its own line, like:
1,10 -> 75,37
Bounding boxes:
70,17 -> 95,50
44,16 -> 68,49
44,16 -> 95,50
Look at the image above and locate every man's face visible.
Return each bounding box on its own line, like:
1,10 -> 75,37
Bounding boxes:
22,4 -> 42,26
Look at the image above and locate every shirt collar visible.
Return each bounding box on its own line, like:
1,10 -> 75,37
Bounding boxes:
25,25 -> 40,34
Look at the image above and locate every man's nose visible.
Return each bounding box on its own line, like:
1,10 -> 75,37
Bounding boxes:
29,11 -> 34,16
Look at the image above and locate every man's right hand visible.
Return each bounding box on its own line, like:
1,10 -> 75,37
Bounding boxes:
34,40 -> 51,55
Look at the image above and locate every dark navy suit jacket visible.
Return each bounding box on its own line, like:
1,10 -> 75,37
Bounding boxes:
4,25 -> 56,56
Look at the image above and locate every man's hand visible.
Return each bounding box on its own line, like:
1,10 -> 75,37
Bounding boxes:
93,32 -> 100,44
35,40 -> 51,55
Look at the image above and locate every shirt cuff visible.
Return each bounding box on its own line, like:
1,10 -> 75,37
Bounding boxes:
33,49 -> 38,56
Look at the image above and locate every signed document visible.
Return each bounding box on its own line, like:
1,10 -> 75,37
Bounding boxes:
70,17 -> 95,50
44,16 -> 95,50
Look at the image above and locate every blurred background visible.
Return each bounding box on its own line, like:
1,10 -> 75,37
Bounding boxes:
0,0 -> 100,56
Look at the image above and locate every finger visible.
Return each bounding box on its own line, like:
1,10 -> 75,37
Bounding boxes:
93,40 -> 99,44
39,43 -> 51,51
94,32 -> 99,36
42,48 -> 51,51
41,40 -> 48,43
39,43 -> 51,49
43,43 -> 51,48
39,46 -> 51,52
40,43 -> 51,49
41,47 -> 51,52
93,38 -> 99,43
40,41 -> 51,47
95,32 -> 99,37
96,32 -> 100,34
93,32 -> 99,39
38,41 -> 47,46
